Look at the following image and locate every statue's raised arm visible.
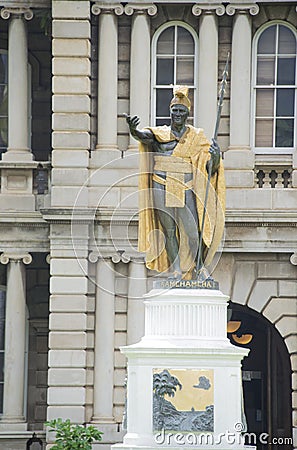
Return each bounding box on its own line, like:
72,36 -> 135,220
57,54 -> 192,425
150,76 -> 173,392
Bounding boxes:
124,114 -> 154,145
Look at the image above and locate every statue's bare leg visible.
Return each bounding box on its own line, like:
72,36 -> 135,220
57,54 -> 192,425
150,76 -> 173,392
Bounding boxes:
177,188 -> 199,272
152,180 -> 181,278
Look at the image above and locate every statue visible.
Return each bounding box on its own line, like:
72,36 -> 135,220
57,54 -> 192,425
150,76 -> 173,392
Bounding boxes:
125,86 -> 225,280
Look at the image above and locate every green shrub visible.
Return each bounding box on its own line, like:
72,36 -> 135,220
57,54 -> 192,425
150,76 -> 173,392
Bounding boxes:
46,418 -> 103,450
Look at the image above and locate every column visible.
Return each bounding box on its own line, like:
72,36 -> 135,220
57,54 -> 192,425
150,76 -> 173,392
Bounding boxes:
224,4 -> 259,188
92,4 -> 124,154
127,258 -> 147,345
0,252 -> 32,430
192,4 -> 225,140
125,4 -> 157,150
0,8 -> 33,161
90,255 -> 115,423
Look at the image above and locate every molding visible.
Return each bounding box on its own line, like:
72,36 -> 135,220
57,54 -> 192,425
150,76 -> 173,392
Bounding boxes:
192,3 -> 225,16
0,0 -> 49,8
91,2 -> 124,16
226,3 -> 260,15
0,6 -> 33,19
124,3 -> 158,16
0,252 -> 32,264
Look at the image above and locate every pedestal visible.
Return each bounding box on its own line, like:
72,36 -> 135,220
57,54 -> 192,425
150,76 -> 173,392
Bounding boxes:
114,288 -> 255,450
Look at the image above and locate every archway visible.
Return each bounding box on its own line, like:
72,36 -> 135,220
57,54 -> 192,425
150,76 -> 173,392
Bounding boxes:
228,303 -> 293,450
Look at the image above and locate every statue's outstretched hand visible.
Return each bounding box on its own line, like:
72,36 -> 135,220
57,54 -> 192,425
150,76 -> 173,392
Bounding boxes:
124,114 -> 140,133
208,138 -> 221,172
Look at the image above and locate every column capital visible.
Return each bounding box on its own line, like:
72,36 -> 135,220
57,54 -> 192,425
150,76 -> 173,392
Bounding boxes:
290,252 -> 297,266
192,3 -> 225,16
0,253 -> 32,265
89,251 -> 115,263
124,3 -> 157,16
0,7 -> 33,20
226,3 -> 260,16
91,2 -> 124,16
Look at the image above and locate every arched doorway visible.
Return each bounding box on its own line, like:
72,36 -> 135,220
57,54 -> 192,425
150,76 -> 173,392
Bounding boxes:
228,303 -> 293,450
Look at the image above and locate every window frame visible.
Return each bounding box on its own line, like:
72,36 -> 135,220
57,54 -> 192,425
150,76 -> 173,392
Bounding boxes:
151,21 -> 199,127
251,21 -> 297,155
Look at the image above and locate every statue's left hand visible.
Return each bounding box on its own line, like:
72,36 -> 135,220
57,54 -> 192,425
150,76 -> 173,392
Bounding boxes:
209,139 -> 221,171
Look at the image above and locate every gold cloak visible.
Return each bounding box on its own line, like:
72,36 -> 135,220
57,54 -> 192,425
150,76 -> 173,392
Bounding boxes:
138,125 -> 225,275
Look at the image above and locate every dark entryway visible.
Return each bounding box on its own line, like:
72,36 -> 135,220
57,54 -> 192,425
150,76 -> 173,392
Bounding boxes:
228,304 -> 293,450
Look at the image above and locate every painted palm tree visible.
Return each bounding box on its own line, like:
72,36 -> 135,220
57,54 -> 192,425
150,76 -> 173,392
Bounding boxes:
153,370 -> 182,430
153,369 -> 182,398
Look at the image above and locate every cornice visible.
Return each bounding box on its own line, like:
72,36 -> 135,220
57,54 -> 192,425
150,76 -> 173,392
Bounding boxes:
0,1 -> 49,8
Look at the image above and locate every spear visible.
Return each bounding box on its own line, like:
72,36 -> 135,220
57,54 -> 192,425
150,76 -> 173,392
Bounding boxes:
196,52 -> 230,277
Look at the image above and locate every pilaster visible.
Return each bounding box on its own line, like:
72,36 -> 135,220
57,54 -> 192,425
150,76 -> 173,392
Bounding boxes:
47,221 -> 89,425
192,4 -> 224,141
224,4 -> 259,188
51,0 -> 91,208
0,253 -> 32,431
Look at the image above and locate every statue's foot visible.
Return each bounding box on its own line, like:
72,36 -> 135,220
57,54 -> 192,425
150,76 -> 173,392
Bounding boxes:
194,266 -> 213,282
168,270 -> 182,281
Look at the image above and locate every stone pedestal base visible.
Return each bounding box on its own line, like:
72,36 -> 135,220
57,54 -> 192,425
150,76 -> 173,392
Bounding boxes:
114,288 -> 255,450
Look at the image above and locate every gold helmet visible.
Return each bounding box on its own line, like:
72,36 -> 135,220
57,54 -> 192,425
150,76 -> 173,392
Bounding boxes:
170,85 -> 191,111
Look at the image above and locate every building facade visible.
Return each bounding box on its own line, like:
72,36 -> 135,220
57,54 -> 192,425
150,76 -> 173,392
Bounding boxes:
0,0 -> 296,448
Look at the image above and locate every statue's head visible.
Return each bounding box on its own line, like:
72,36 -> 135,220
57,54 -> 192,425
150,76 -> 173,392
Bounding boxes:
169,86 -> 190,125
170,85 -> 191,111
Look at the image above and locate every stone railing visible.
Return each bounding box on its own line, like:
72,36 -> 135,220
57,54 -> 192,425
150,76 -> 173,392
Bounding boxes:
255,166 -> 292,188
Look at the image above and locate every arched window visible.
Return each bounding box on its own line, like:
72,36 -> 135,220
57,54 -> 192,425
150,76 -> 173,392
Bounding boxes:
0,51 -> 8,155
252,23 -> 297,153
151,22 -> 198,126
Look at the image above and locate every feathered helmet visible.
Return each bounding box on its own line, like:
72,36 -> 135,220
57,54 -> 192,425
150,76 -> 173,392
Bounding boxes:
170,85 -> 191,111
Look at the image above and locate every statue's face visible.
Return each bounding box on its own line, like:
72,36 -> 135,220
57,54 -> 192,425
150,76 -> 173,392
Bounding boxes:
170,104 -> 189,126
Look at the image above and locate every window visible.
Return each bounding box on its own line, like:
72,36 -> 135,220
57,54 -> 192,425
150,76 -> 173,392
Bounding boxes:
0,52 -> 8,155
252,23 -> 297,152
152,23 -> 198,126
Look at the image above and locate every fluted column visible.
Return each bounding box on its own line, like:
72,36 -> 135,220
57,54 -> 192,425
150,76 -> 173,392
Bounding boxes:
224,4 -> 259,185
125,4 -> 157,150
0,7 -> 33,161
92,3 -> 124,152
90,254 -> 115,423
127,258 -> 147,345
0,252 -> 32,429
192,4 -> 225,140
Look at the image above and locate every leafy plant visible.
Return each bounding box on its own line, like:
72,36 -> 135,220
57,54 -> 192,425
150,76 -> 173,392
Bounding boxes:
46,418 -> 103,450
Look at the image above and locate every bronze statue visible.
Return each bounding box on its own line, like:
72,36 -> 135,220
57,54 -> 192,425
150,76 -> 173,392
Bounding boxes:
125,86 -> 225,280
